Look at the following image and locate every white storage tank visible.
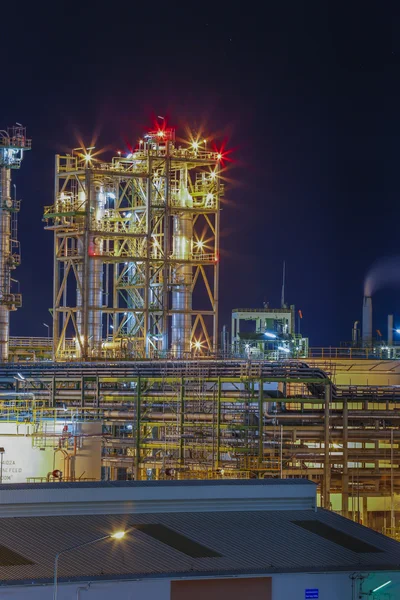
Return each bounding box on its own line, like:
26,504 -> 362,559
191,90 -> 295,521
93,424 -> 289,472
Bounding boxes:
0,420 -> 102,483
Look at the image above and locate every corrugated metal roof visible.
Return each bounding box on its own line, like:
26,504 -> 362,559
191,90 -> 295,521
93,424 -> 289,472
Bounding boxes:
0,479 -> 315,491
0,508 -> 399,585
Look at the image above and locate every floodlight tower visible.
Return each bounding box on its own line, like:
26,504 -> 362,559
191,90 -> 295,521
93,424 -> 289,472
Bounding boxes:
0,125 -> 31,361
44,128 -> 222,360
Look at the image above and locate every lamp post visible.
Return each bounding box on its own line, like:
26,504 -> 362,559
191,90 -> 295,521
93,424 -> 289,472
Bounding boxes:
43,322 -> 50,340
53,531 -> 125,600
0,447 -> 4,483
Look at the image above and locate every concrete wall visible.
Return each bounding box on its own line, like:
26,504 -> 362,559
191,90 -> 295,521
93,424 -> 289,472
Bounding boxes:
1,572 -> 399,600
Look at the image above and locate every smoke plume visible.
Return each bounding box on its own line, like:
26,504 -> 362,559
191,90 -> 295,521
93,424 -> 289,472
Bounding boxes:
364,256 -> 400,297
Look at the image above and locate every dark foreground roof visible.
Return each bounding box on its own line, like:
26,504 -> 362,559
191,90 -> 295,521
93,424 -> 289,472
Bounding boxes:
0,508 -> 399,585
0,478 -> 314,491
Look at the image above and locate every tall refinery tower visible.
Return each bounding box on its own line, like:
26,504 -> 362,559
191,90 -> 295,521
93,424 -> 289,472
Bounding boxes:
44,128 -> 222,360
0,125 -> 31,361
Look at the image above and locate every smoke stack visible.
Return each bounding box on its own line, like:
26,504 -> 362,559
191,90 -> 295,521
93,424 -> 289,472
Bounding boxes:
388,314 -> 394,346
362,296 -> 372,347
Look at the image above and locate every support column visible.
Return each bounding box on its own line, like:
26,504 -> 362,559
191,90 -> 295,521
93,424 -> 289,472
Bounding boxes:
215,377 -> 221,469
179,377 -> 185,465
323,383 -> 331,509
135,376 -> 141,480
258,379 -> 264,467
342,398 -> 349,518
363,496 -> 368,527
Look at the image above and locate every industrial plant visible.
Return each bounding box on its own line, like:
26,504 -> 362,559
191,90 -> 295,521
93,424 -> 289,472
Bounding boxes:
2,122 -> 400,541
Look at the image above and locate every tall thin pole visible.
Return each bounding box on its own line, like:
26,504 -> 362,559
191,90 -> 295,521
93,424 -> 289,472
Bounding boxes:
323,383 -> 331,509
391,428 -> 394,531
53,534 -> 118,600
281,260 -> 286,308
280,424 -> 283,478
342,399 -> 349,518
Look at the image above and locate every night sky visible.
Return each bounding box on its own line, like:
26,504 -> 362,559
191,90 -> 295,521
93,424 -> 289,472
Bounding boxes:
2,3 -> 400,347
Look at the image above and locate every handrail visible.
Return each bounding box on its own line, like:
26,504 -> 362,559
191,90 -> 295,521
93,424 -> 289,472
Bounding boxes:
308,347 -> 400,359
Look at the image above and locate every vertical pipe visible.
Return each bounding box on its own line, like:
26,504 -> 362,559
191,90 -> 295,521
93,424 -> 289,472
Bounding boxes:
391,428 -> 394,530
213,169 -> 220,353
216,376 -> 221,469
388,314 -> 394,346
0,168 -> 11,361
258,380 -> 263,467
87,179 -> 105,355
323,383 -> 331,509
163,152 -> 170,354
342,399 -> 349,518
144,170 -> 151,357
171,172 -> 193,357
179,377 -> 184,465
135,376 -> 141,480
53,157 -> 59,360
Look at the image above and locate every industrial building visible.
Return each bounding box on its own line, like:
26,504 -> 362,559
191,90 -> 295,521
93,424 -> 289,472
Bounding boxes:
2,122 -> 400,541
0,479 -> 399,599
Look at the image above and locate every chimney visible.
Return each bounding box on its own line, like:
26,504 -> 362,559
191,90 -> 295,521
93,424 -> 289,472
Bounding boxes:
388,314 -> 394,346
362,296 -> 372,347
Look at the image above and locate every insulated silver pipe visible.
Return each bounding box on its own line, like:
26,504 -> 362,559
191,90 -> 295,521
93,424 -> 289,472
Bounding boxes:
76,189 -> 86,358
171,175 -> 193,358
0,168 -> 11,361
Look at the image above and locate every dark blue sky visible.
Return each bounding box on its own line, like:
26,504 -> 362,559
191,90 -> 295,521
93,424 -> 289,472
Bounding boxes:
2,2 -> 400,346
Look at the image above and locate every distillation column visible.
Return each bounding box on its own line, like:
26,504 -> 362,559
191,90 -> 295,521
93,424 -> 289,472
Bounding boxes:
0,126 -> 31,361
0,169 -> 11,360
76,177 -> 104,358
87,179 -> 105,354
171,173 -> 193,357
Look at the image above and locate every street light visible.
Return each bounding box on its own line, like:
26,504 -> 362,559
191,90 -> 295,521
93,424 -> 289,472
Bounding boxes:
53,531 -> 126,599
43,323 -> 50,340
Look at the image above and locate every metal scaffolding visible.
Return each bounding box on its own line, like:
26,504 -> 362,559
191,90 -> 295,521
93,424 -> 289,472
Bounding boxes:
0,125 -> 31,361
44,129 -> 222,360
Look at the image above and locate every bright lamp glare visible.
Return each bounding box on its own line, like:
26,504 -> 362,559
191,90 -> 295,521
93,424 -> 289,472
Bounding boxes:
396,329 -> 400,334
192,141 -> 199,150
264,332 -> 277,339
84,154 -> 91,162
111,531 -> 126,540
217,153 -> 222,160
372,580 -> 391,593
278,346 -> 290,353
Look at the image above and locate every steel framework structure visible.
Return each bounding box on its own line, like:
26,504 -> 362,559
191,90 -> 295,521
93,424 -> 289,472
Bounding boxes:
44,129 -> 221,360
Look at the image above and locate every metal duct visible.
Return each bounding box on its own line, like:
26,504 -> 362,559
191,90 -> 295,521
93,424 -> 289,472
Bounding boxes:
362,296 -> 372,347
